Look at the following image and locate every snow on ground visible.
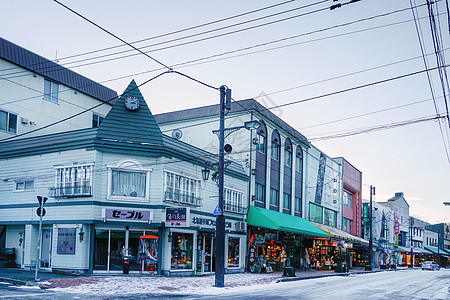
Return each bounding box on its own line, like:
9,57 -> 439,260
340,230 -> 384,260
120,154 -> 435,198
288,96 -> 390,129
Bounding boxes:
45,272 -> 282,296
43,269 -> 450,298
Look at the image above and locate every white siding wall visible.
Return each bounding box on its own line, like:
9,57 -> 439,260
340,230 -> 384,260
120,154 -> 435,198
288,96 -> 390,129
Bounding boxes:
0,58 -> 112,140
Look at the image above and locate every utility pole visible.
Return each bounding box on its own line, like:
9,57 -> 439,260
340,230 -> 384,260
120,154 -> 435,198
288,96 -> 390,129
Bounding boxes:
367,186 -> 375,270
437,228 -> 441,266
409,217 -> 414,268
35,196 -> 47,281
215,85 -> 227,288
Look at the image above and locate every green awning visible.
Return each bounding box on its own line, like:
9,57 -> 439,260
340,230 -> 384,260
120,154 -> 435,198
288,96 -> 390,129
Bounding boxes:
247,206 -> 329,238
425,247 -> 450,257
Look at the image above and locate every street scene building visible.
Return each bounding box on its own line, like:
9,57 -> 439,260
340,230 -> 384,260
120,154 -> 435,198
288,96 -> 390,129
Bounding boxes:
1,36 -> 449,277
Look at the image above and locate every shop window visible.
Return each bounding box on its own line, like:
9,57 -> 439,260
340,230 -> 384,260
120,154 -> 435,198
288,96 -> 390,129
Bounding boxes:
0,109 -> 17,134
224,187 -> 245,214
55,164 -> 93,197
228,237 -> 240,268
171,233 -> 193,270
343,190 -> 352,208
254,183 -> 265,205
324,208 -> 337,227
43,78 -> 59,103
107,159 -> 151,201
165,170 -> 201,206
270,188 -> 279,209
309,203 -> 323,224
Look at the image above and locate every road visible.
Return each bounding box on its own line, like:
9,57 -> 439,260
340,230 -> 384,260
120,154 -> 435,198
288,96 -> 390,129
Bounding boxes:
190,269 -> 449,300
0,269 -> 448,299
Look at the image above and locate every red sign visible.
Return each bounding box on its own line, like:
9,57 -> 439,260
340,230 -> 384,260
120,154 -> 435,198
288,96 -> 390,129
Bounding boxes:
394,220 -> 400,235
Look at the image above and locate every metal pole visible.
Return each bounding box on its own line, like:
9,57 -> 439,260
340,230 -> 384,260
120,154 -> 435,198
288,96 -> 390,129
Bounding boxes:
437,229 -> 441,266
215,85 -> 226,288
35,202 -> 43,281
368,185 -> 373,269
410,218 -> 414,268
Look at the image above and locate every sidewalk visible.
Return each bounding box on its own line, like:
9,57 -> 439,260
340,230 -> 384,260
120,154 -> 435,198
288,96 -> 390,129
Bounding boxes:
0,266 -> 406,289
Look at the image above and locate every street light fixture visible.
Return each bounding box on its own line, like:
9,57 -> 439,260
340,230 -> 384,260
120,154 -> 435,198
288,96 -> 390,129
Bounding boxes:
443,202 -> 450,206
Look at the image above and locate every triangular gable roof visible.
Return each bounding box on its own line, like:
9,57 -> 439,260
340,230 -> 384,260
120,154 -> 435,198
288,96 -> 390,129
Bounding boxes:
96,80 -> 164,146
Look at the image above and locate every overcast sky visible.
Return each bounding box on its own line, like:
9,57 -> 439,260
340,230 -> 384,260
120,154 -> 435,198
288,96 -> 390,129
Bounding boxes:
1,0 -> 449,223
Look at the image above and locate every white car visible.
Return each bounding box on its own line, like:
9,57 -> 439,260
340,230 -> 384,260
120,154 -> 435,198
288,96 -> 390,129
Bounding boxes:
421,261 -> 440,270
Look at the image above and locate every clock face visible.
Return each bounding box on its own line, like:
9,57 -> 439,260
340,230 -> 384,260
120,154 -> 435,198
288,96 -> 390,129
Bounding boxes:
124,96 -> 140,111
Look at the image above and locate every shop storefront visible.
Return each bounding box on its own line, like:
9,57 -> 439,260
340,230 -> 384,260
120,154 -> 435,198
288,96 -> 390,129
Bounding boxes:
246,206 -> 329,273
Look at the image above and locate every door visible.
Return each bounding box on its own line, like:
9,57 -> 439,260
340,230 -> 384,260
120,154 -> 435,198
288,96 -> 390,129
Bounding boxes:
198,236 -> 215,274
41,229 -> 52,268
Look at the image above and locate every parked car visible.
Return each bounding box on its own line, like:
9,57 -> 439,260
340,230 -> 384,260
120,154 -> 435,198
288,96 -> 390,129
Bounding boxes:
421,261 -> 440,270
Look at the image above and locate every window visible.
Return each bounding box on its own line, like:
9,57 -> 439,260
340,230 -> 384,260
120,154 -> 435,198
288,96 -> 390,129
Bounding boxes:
15,180 -> 34,191
254,183 -> 265,204
284,139 -> 292,167
283,193 -> 291,211
309,203 -> 323,223
43,79 -> 59,103
342,217 -> 352,233
0,109 -> 17,133
92,113 -> 104,128
165,171 -> 200,206
343,191 -> 352,208
324,208 -> 337,227
111,170 -> 146,197
294,196 -> 302,214
55,164 -> 93,197
171,233 -> 193,270
270,188 -> 279,208
295,148 -> 303,174
224,188 -> 245,214
256,132 -> 266,154
107,160 -> 151,201
271,131 -> 280,160
228,237 -> 240,268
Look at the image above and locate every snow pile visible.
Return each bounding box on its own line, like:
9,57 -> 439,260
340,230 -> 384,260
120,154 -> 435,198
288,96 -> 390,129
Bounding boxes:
46,272 -> 282,296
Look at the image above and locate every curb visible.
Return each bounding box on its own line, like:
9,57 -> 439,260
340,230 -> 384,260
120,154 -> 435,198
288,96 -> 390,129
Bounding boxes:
0,277 -> 39,287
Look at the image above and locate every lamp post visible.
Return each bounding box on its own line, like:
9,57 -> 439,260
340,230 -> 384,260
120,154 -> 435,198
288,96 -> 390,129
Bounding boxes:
213,86 -> 260,287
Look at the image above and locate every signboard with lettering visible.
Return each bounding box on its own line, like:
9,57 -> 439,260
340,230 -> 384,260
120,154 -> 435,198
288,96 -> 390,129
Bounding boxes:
105,209 -> 152,223
165,207 -> 190,227
394,220 -> 400,235
57,228 -> 76,255
191,216 -> 232,229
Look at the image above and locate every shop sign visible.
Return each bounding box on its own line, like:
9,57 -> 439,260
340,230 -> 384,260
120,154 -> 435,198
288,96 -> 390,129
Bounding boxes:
394,235 -> 399,247
344,242 -> 353,249
105,208 -> 153,223
394,220 -> 400,235
57,228 -> 76,255
191,216 -> 232,229
166,207 -> 190,227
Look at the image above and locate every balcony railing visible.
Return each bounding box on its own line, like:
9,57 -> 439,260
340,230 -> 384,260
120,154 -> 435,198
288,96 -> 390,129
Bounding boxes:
164,190 -> 202,207
224,202 -> 247,215
48,184 -> 92,198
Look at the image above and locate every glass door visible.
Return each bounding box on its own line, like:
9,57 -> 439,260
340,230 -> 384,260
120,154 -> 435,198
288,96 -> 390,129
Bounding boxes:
94,229 -> 109,270
109,230 -> 126,271
41,229 -> 52,268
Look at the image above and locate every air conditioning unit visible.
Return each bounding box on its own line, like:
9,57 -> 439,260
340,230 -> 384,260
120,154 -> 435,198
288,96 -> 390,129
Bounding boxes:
235,221 -> 246,232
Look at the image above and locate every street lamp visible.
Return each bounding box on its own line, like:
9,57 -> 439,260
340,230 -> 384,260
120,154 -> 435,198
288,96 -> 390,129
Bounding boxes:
214,85 -> 259,288
366,186 -> 375,271
443,202 -> 450,206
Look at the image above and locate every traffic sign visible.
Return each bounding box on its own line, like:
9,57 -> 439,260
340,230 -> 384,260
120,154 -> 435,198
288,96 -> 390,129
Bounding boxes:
213,205 -> 222,216
37,196 -> 48,206
36,207 -> 46,217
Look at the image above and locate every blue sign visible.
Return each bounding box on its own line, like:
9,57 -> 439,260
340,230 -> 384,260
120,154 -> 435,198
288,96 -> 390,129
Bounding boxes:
213,205 -> 222,216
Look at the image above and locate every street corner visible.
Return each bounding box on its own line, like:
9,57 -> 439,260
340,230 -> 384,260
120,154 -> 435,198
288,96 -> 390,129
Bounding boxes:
39,277 -> 99,289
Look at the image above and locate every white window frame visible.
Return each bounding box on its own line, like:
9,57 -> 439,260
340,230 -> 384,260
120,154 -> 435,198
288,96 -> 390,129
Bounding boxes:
226,234 -> 242,269
0,109 -> 18,134
43,78 -> 59,103
14,180 -> 34,192
224,187 -> 245,213
54,163 -> 94,197
92,113 -> 105,128
164,169 -> 200,206
107,159 -> 151,202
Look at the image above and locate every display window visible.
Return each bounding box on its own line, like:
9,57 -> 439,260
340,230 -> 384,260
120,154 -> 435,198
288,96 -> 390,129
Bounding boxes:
171,233 -> 193,270
228,237 -> 240,268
